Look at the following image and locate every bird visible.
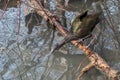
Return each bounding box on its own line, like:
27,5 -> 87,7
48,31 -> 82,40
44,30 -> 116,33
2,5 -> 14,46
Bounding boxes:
70,10 -> 100,40
49,10 -> 101,54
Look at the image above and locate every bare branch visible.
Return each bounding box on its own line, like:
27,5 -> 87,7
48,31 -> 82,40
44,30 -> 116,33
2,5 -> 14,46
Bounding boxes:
30,0 -> 119,80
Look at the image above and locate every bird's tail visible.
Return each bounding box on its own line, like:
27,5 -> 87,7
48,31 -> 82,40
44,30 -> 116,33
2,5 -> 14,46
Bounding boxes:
49,34 -> 79,55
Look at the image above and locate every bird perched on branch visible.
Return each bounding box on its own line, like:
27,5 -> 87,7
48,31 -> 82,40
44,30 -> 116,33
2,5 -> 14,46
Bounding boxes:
70,10 -> 101,40
49,10 -> 101,54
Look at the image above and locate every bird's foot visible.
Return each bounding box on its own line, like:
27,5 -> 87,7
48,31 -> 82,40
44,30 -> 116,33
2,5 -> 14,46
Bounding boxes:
76,39 -> 84,46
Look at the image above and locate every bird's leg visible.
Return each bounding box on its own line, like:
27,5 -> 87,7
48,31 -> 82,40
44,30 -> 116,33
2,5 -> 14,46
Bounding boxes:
82,33 -> 92,41
76,39 -> 84,47
77,34 -> 92,47
86,35 -> 97,48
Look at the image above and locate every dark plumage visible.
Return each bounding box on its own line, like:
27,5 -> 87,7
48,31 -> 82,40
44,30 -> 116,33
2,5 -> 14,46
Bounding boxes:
71,10 -> 100,39
50,10 -> 101,54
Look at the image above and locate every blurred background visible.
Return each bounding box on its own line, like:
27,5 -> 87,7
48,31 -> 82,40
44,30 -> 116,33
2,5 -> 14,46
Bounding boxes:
0,0 -> 120,80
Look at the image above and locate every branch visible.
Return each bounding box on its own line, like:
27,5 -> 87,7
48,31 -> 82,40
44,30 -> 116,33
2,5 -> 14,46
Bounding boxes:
30,0 -> 119,80
77,62 -> 94,80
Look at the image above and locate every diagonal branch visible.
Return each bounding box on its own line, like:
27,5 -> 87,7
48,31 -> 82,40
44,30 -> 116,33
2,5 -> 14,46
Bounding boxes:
30,0 -> 119,80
